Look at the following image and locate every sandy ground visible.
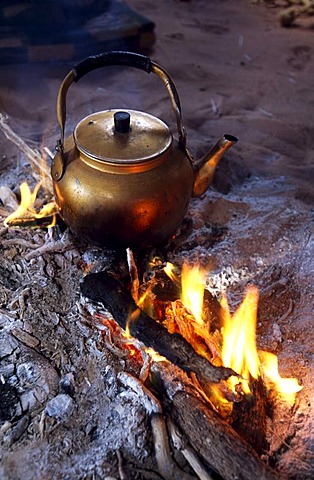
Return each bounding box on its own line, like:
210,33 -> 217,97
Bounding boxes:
0,1 -> 313,479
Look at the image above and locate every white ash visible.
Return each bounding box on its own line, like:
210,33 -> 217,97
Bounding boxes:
0,332 -> 19,358
272,323 -> 283,344
205,265 -> 253,297
45,394 -> 75,421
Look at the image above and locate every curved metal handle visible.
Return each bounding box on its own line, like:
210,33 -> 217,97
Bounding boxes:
56,50 -> 186,151
73,50 -> 152,80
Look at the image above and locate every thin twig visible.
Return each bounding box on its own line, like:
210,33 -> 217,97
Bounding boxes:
277,299 -> 294,323
1,238 -> 43,249
0,113 -> 53,193
116,450 -> 127,480
126,247 -> 140,304
24,235 -> 74,260
118,372 -> 197,480
268,425 -> 314,467
168,419 -> 216,480
151,414 -> 197,480
118,372 -> 196,480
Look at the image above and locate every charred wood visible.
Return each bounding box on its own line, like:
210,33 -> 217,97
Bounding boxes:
81,271 -> 279,479
80,270 -> 234,384
231,377 -> 269,456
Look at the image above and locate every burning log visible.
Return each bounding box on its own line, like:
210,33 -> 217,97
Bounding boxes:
81,270 -> 234,384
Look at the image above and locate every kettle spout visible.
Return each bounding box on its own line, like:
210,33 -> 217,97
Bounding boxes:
192,134 -> 238,197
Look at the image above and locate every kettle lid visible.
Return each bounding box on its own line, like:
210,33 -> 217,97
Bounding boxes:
74,109 -> 172,164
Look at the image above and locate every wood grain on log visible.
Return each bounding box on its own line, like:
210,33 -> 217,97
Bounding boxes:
165,388 -> 279,480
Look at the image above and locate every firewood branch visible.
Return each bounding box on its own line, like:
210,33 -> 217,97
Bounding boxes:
81,271 -> 279,479
80,270 -> 235,384
151,413 -> 197,480
167,419 -> 215,480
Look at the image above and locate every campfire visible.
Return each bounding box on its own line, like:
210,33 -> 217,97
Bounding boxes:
80,254 -> 305,479
158,261 -> 302,406
0,115 -> 310,480
1,157 -> 303,407
121,256 -> 303,415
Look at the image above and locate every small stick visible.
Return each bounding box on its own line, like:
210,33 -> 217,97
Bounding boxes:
24,235 -> 74,260
116,450 -> 127,480
126,247 -> 140,304
118,372 -> 197,480
4,215 -> 57,229
151,413 -> 197,480
0,113 -> 52,192
168,419 -> 215,480
0,238 -> 43,249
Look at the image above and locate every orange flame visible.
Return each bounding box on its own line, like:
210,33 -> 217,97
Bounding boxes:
164,262 -> 179,284
4,181 -> 57,228
221,286 -> 260,394
145,347 -> 167,363
259,350 -> 303,405
125,308 -> 141,338
163,261 -> 303,403
181,262 -> 206,325
164,261 -> 205,325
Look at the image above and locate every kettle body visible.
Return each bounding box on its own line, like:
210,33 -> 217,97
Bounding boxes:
53,123 -> 194,247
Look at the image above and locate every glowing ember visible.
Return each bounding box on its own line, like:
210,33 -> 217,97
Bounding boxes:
124,309 -> 166,363
4,181 -> 57,228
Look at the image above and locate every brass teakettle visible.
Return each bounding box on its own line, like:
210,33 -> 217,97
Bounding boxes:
51,51 -> 237,247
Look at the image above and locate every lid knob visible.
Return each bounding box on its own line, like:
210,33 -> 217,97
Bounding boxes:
114,111 -> 131,133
